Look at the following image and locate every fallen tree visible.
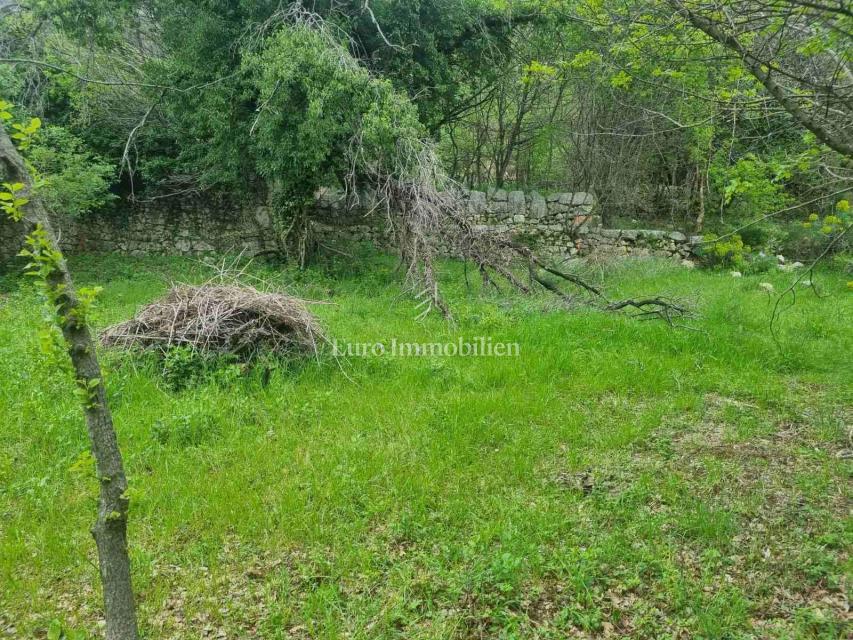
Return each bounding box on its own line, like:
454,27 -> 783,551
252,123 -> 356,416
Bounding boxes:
253,6 -> 690,324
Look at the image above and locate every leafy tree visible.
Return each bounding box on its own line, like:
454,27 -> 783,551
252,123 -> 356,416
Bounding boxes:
245,25 -> 426,204
27,124 -> 115,216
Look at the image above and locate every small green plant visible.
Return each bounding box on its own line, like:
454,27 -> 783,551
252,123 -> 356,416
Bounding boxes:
160,345 -> 244,391
8,116 -> 41,151
152,410 -> 222,448
782,201 -> 851,259
0,181 -> 29,221
47,618 -> 89,640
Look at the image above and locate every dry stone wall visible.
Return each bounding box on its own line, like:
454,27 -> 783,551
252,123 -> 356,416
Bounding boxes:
0,194 -> 278,266
312,188 -> 699,259
0,188 -> 700,267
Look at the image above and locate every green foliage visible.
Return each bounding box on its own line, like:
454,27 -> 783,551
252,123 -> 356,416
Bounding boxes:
245,26 -> 426,205
19,225 -> 62,289
2,105 -> 112,218
710,153 -> 792,222
8,116 -> 42,151
697,233 -> 749,269
316,0 -> 517,131
27,0 -> 137,45
0,181 -> 29,221
0,99 -> 14,123
781,211 -> 852,260
160,346 -> 244,392
736,223 -> 778,250
27,126 -> 115,216
46,618 -> 88,640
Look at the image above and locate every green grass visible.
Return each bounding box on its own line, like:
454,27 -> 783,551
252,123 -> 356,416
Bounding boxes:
0,252 -> 851,639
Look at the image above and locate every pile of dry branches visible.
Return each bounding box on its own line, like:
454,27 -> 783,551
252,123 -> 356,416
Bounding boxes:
100,284 -> 323,357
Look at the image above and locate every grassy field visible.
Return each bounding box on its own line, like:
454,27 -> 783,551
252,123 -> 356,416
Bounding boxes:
0,252 -> 850,639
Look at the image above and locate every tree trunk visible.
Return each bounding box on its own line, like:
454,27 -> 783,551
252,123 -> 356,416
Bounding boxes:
671,0 -> 853,160
695,166 -> 705,233
0,128 -> 140,640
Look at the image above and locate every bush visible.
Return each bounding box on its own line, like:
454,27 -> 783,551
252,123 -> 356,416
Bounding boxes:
737,224 -> 780,251
710,153 -> 791,222
780,205 -> 851,260
697,234 -> 749,269
27,125 -> 116,216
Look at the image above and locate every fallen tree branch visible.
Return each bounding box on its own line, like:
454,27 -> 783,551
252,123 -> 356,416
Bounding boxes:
770,223 -> 851,347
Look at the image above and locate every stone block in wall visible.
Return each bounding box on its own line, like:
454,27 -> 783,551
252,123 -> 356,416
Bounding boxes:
488,188 -> 508,202
558,192 -> 594,208
508,191 -> 526,216
468,190 -> 487,215
315,187 -> 336,210
570,214 -> 599,232
490,199 -> 511,220
528,192 -> 546,219
546,200 -> 567,215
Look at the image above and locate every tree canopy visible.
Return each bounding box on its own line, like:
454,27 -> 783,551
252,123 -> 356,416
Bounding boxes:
0,0 -> 849,237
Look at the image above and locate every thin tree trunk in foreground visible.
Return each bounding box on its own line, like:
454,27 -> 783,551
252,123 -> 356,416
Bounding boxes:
0,128 -> 139,640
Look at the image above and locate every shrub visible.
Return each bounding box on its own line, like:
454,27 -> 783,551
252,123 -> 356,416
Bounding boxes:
27,125 -> 115,216
710,153 -> 791,222
780,204 -> 851,260
737,223 -> 779,250
697,234 -> 749,269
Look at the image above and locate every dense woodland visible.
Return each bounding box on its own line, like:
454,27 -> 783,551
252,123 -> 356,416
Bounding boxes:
1,1 -> 851,243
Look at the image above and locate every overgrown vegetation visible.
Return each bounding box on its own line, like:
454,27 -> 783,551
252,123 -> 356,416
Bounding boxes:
1,254 -> 850,638
1,0 -> 849,240
0,2 -> 851,638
